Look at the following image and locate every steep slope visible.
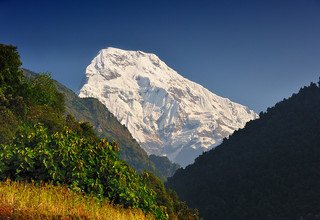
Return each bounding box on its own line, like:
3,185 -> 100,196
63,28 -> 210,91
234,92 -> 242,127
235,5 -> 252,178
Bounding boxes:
23,69 -> 179,179
79,47 -> 258,166
167,82 -> 320,219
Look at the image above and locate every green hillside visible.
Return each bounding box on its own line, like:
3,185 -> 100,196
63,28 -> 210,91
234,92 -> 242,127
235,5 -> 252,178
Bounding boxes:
167,81 -> 320,219
24,69 -> 179,180
0,44 -> 199,220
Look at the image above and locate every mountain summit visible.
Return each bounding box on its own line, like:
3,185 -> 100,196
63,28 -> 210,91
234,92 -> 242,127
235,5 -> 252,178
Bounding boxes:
79,47 -> 258,166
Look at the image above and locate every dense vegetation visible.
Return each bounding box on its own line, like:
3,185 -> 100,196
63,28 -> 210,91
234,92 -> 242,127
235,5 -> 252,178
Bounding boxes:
149,155 -> 180,178
25,69 -> 180,180
0,44 -> 199,219
167,80 -> 320,219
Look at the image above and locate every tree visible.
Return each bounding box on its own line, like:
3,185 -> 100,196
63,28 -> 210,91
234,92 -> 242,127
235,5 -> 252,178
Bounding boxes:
0,44 -> 24,96
26,74 -> 65,114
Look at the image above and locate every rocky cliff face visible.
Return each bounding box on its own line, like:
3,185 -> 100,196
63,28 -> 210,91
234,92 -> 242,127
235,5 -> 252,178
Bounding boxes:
79,47 -> 258,166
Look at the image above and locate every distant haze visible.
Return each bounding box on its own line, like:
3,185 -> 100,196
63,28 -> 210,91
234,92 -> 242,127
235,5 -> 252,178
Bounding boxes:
1,0 -> 320,112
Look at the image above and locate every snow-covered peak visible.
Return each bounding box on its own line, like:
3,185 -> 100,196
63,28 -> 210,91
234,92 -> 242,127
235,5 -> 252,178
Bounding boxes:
86,47 -> 174,81
79,47 -> 258,167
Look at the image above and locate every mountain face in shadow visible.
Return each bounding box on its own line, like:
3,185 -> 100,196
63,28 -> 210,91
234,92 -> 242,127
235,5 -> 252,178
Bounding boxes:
167,81 -> 320,219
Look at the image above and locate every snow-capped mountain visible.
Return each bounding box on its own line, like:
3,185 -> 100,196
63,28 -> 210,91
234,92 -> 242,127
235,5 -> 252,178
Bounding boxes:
79,47 -> 258,167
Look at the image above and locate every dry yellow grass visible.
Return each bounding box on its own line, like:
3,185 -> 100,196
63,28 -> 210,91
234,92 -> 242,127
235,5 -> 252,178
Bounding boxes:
0,180 -> 155,220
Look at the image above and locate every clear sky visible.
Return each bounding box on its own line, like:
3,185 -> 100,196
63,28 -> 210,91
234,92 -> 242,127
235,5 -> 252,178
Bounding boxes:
1,0 -> 320,112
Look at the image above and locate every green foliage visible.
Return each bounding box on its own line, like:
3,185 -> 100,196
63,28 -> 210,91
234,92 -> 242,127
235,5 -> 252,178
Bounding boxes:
0,44 -> 27,117
0,44 -> 24,96
0,108 -> 19,143
65,114 -> 97,138
168,82 -> 320,219
26,105 -> 65,132
25,74 -> 65,114
0,123 -> 167,219
149,155 -> 180,180
143,172 -> 200,220
22,74 -> 66,132
0,44 -> 27,144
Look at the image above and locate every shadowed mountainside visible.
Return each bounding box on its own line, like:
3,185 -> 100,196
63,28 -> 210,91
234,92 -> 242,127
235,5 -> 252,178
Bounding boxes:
167,81 -> 320,219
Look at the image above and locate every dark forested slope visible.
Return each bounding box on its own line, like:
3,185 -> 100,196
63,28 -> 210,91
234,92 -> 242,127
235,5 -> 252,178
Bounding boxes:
167,81 -> 320,220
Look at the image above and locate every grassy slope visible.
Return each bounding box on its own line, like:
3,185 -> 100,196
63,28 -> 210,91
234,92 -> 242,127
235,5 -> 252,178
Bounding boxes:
0,180 -> 154,220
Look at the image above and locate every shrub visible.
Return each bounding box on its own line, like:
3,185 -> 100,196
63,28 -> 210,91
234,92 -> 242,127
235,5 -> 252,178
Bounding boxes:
0,123 -> 168,219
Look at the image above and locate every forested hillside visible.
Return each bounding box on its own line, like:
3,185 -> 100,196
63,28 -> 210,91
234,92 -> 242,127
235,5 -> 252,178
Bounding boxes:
24,69 -> 179,180
0,44 -> 199,220
167,81 -> 320,219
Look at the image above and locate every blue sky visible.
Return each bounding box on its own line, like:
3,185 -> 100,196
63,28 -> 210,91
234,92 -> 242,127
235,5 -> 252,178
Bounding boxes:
1,0 -> 320,112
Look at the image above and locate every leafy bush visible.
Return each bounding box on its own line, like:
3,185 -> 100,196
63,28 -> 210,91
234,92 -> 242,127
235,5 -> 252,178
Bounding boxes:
0,108 -> 18,143
25,74 -> 65,114
0,123 -> 167,219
